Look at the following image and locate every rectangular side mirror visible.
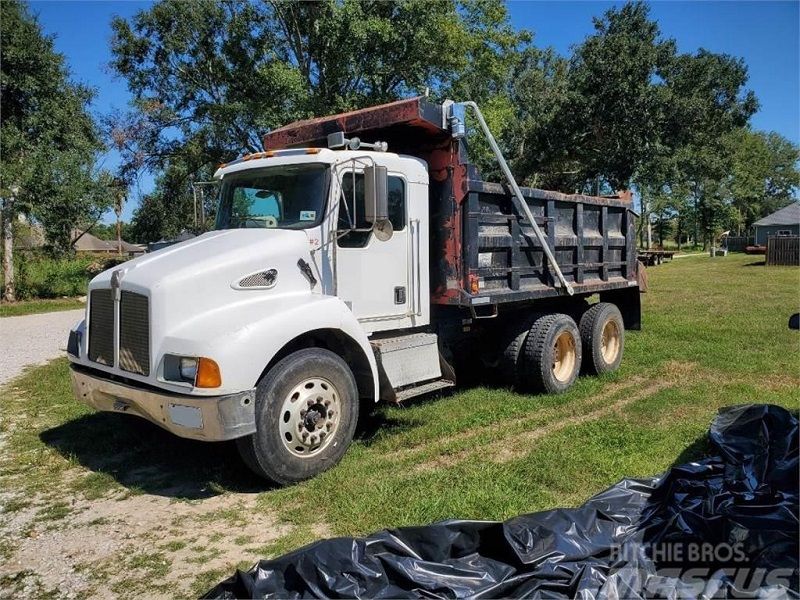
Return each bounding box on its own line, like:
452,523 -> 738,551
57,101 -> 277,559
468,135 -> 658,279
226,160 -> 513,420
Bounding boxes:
364,165 -> 388,223
327,131 -> 346,148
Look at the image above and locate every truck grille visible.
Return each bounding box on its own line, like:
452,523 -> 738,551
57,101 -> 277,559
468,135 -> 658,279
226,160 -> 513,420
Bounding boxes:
87,288 -> 150,376
119,291 -> 150,376
88,289 -> 114,365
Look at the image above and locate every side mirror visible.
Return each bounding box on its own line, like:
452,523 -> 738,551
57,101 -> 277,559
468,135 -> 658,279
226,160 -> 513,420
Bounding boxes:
364,165 -> 388,223
364,165 -> 391,241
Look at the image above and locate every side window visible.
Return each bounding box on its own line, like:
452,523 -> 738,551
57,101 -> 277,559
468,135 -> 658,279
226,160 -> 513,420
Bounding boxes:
387,177 -> 405,232
338,173 -> 406,248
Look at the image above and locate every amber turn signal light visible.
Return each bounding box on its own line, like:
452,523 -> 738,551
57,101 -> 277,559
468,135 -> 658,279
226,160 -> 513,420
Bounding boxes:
195,357 -> 222,388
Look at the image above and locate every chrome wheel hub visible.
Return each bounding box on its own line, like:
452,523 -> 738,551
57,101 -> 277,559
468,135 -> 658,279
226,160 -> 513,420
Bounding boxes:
279,377 -> 340,458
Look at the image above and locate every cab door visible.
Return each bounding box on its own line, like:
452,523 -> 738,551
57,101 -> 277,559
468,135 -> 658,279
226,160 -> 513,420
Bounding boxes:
335,169 -> 409,331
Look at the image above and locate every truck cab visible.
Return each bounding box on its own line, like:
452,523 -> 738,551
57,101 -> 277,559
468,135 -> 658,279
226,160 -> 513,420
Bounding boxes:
67,99 -> 640,485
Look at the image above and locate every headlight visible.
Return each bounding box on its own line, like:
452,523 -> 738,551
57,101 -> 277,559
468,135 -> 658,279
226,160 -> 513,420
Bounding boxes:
179,357 -> 198,382
163,355 -> 222,388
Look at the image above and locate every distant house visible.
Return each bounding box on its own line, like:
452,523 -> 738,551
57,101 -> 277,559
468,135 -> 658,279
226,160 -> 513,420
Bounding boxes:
72,230 -> 145,255
148,230 -> 196,252
753,202 -> 800,245
15,221 -> 145,256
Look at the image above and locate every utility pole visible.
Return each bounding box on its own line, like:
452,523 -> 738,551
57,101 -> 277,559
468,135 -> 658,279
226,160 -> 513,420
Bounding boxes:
191,181 -> 217,231
113,178 -> 126,257
2,185 -> 19,302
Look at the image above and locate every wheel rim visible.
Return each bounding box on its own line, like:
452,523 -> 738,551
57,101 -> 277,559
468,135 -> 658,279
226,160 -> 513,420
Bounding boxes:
600,319 -> 621,364
552,331 -> 577,382
278,377 -> 341,458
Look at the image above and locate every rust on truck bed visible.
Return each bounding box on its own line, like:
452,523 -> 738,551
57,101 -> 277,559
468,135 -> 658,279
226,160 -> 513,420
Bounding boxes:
261,97 -> 637,308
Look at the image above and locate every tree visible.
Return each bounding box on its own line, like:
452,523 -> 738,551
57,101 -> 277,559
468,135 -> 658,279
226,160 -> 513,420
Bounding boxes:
110,0 -> 528,241
565,2 -> 675,192
658,49 -> 757,246
1,0 -> 110,300
723,129 -> 799,232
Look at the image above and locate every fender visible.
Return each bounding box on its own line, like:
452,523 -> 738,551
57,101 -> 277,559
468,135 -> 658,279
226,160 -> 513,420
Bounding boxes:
160,292 -> 380,399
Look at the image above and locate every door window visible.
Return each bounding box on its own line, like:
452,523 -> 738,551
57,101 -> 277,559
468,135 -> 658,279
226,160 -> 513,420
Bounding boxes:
338,174 -> 406,248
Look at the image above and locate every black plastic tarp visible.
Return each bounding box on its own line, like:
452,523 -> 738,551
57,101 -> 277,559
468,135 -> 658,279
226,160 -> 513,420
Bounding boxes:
205,404 -> 798,599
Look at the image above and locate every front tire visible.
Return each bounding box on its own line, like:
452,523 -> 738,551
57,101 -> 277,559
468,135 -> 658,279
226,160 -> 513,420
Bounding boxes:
236,348 -> 359,485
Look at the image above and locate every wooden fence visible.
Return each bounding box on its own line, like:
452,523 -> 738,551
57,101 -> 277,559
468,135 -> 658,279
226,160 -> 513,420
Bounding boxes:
766,236 -> 800,266
724,236 -> 753,252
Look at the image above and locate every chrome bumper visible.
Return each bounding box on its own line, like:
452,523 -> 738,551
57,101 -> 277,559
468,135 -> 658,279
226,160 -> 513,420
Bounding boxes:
70,366 -> 257,441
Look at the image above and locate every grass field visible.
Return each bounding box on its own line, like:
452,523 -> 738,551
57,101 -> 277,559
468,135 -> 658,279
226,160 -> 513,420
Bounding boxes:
1,253 -> 798,597
0,297 -> 85,317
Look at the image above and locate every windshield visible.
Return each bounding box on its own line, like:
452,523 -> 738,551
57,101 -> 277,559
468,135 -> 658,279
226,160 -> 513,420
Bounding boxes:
215,164 -> 329,230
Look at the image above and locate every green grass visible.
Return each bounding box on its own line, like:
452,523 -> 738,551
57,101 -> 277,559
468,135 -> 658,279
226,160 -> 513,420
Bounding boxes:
0,252 -> 798,596
0,297 -> 85,317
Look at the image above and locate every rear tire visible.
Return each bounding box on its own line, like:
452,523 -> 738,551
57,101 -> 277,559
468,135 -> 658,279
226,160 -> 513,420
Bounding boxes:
497,314 -> 540,388
522,313 -> 582,394
236,348 -> 359,485
579,302 -> 625,375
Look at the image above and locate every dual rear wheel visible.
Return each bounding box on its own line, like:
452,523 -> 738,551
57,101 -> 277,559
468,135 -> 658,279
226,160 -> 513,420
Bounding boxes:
499,303 -> 625,394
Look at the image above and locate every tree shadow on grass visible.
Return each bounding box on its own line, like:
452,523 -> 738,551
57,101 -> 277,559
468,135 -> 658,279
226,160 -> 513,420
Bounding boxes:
743,260 -> 766,267
40,412 -> 267,499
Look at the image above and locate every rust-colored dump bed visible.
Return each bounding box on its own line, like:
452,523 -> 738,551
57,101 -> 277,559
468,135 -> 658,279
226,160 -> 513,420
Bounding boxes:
261,99 -> 638,307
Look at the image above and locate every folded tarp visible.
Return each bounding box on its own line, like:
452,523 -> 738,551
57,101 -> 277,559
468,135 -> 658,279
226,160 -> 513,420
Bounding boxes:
205,404 -> 798,599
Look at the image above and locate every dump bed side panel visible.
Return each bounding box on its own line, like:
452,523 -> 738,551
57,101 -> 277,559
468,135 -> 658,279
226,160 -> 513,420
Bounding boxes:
455,180 -> 638,305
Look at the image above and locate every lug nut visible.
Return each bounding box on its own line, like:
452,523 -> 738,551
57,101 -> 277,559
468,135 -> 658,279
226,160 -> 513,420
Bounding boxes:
327,410 -> 334,418
319,431 -> 326,439
300,409 -> 306,417
307,399 -> 314,406
323,399 -> 331,407
326,422 -> 332,430
301,432 -> 308,441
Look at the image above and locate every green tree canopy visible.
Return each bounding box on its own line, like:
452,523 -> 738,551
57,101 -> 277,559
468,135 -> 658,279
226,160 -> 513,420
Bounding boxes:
1,0 -> 110,252
722,129 -> 800,231
1,0 -> 112,299
110,0 -> 529,242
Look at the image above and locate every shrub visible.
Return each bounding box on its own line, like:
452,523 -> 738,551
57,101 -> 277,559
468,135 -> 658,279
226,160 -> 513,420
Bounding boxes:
9,253 -> 130,300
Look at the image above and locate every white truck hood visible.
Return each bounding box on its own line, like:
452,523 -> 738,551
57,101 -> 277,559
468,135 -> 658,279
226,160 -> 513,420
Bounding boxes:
89,228 -> 318,336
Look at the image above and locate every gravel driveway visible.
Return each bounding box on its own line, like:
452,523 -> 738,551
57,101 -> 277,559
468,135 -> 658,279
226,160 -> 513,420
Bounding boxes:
0,309 -> 84,384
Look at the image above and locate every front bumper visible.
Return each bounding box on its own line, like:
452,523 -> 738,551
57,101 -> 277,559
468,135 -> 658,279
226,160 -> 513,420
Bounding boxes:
70,366 -> 257,441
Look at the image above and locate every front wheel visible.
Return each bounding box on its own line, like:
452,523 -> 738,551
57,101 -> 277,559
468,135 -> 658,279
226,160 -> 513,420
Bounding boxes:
236,348 -> 359,485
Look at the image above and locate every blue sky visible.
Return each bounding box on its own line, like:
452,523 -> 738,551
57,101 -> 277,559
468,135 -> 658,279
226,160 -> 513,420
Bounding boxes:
30,0 -> 800,222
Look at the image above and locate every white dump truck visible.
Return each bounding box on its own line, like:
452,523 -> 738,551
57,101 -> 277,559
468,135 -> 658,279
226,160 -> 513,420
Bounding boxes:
67,99 -> 641,484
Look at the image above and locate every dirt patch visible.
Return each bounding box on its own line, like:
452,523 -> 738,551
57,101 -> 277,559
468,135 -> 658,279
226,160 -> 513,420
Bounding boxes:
0,486 -> 289,598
